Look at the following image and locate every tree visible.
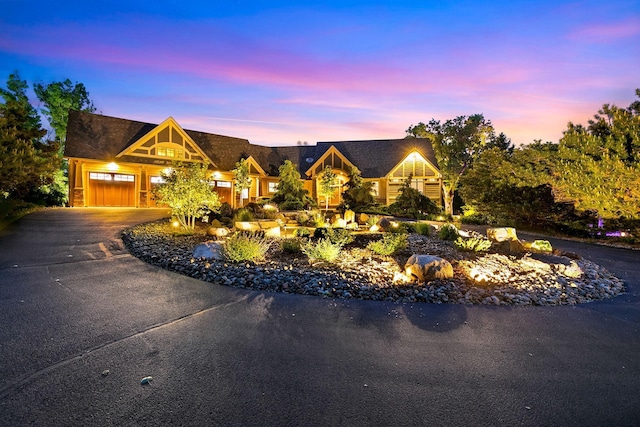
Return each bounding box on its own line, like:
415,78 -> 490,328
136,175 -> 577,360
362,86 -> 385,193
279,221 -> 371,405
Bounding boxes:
387,174 -> 439,219
553,91 -> 640,219
0,72 -> 60,200
152,162 -> 220,233
271,160 -> 313,210
0,72 -> 46,143
34,79 -> 95,148
340,165 -> 375,212
458,145 -> 572,227
407,114 -> 511,215
318,166 -> 337,212
232,158 -> 252,207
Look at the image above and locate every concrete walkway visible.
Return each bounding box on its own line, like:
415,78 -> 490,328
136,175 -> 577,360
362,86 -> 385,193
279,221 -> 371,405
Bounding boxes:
0,208 -> 639,426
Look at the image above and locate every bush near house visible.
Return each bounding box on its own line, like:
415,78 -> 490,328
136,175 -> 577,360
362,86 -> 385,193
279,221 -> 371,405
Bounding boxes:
221,232 -> 272,262
366,233 -> 408,256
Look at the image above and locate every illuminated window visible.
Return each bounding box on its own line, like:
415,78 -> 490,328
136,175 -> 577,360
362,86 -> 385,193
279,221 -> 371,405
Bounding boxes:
157,147 -> 184,158
268,182 -> 278,193
150,176 -> 165,184
89,172 -> 112,181
216,181 -> 231,188
114,174 -> 134,182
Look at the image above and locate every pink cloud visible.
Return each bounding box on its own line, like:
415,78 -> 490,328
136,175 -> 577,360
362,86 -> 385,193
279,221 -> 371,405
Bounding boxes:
569,17 -> 640,42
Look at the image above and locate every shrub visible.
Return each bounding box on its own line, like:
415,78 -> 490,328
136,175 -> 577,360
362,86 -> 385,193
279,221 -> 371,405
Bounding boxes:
387,221 -> 409,234
233,208 -> 254,222
296,211 -> 311,226
280,238 -> 302,254
454,237 -> 492,252
301,238 -> 343,263
366,215 -> 380,228
222,232 -> 271,262
414,222 -> 433,236
313,227 -> 354,245
367,233 -> 408,256
531,240 -> 553,253
438,223 -> 459,241
293,227 -> 311,237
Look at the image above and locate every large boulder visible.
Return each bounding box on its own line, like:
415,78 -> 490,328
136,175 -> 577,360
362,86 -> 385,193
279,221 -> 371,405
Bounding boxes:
193,241 -> 224,260
206,227 -> 230,239
487,227 -> 525,253
405,255 -> 454,282
487,227 -> 519,242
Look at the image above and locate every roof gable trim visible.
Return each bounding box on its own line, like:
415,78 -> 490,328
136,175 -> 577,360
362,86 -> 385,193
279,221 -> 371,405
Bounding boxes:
116,117 -> 216,167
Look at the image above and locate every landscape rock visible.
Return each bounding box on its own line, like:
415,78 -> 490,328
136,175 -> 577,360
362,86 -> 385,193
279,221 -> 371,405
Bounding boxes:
206,227 -> 229,239
405,255 -> 454,282
487,227 -> 519,242
193,241 -> 224,260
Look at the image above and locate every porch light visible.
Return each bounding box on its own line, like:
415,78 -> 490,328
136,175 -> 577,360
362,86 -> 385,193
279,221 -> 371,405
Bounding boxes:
213,171 -> 221,179
107,162 -> 119,171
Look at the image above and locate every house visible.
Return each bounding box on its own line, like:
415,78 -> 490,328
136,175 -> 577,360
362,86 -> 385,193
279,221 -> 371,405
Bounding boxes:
64,111 -> 442,209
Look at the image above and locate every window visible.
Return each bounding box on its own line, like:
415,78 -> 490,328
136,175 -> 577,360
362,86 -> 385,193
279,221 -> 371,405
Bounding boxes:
150,176 -> 165,184
268,181 -> 278,193
89,172 -> 112,181
157,146 -> 184,158
114,174 -> 134,182
216,181 -> 231,188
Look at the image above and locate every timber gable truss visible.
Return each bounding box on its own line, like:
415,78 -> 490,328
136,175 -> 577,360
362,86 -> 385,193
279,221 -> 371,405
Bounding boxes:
116,117 -> 214,165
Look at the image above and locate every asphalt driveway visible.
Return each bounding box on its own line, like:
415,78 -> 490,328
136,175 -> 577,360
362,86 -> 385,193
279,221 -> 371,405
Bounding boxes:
0,208 -> 638,426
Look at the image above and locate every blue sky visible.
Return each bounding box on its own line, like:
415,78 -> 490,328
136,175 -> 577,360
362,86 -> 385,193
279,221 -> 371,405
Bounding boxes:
1,0 -> 639,146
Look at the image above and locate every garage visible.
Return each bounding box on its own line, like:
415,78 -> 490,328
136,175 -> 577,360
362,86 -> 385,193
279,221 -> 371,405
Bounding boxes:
88,172 -> 136,207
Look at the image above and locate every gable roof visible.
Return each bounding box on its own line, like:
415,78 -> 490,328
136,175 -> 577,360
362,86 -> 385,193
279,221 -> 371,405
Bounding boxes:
307,138 -> 438,178
65,111 -> 439,178
65,110 -> 251,168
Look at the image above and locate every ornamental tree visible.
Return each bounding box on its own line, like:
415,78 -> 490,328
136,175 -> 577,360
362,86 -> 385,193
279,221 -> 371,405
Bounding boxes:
152,161 -> 220,233
318,166 -> 337,212
232,158 -> 252,207
271,159 -> 313,210
407,114 -> 511,215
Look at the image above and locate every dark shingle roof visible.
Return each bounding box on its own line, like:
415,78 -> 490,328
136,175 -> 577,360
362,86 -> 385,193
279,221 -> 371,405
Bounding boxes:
65,111 -> 252,169
311,138 -> 438,178
65,111 -> 438,178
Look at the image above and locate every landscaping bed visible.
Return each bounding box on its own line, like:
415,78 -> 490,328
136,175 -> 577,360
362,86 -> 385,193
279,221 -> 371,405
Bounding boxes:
122,221 -> 625,306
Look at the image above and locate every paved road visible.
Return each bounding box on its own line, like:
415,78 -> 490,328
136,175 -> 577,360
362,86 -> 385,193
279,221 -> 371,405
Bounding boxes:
0,209 -> 639,426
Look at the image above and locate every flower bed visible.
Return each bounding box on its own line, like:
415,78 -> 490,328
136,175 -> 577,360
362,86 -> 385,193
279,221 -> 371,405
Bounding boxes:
122,221 -> 625,306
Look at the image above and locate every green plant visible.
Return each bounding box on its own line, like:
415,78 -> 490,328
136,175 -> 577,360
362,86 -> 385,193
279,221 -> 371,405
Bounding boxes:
293,227 -> 311,237
387,221 -> 409,234
454,237 -> 492,252
296,211 -> 311,225
233,208 -> 254,222
438,223 -> 459,241
367,233 -> 408,256
414,222 -> 433,236
221,232 -> 271,262
531,240 -> 553,253
280,238 -> 302,253
366,215 -> 380,228
301,238 -> 343,263
209,219 -> 223,228
313,227 -> 354,245
152,161 -> 220,233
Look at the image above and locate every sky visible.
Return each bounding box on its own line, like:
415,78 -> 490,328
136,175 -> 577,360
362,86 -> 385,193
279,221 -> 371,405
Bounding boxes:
1,0 -> 639,146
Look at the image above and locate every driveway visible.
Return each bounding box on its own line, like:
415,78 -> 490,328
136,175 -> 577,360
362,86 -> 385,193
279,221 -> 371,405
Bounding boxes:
0,208 -> 639,426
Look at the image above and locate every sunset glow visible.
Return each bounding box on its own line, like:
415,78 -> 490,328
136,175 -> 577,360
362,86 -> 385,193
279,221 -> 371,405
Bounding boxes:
2,1 -> 638,146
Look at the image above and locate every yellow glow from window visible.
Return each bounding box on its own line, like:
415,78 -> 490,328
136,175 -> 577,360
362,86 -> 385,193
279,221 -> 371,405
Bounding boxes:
107,162 -> 119,171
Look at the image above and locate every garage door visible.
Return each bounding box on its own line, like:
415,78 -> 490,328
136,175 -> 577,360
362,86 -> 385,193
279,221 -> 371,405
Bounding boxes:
88,173 -> 136,207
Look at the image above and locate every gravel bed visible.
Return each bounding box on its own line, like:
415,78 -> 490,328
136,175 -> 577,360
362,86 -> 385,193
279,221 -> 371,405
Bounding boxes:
122,221 -> 625,306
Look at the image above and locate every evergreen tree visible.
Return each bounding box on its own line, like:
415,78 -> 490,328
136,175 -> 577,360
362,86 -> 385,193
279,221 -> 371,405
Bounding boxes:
0,72 -> 60,200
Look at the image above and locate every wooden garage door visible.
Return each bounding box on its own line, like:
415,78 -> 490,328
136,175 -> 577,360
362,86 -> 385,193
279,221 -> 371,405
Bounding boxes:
88,173 -> 136,207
